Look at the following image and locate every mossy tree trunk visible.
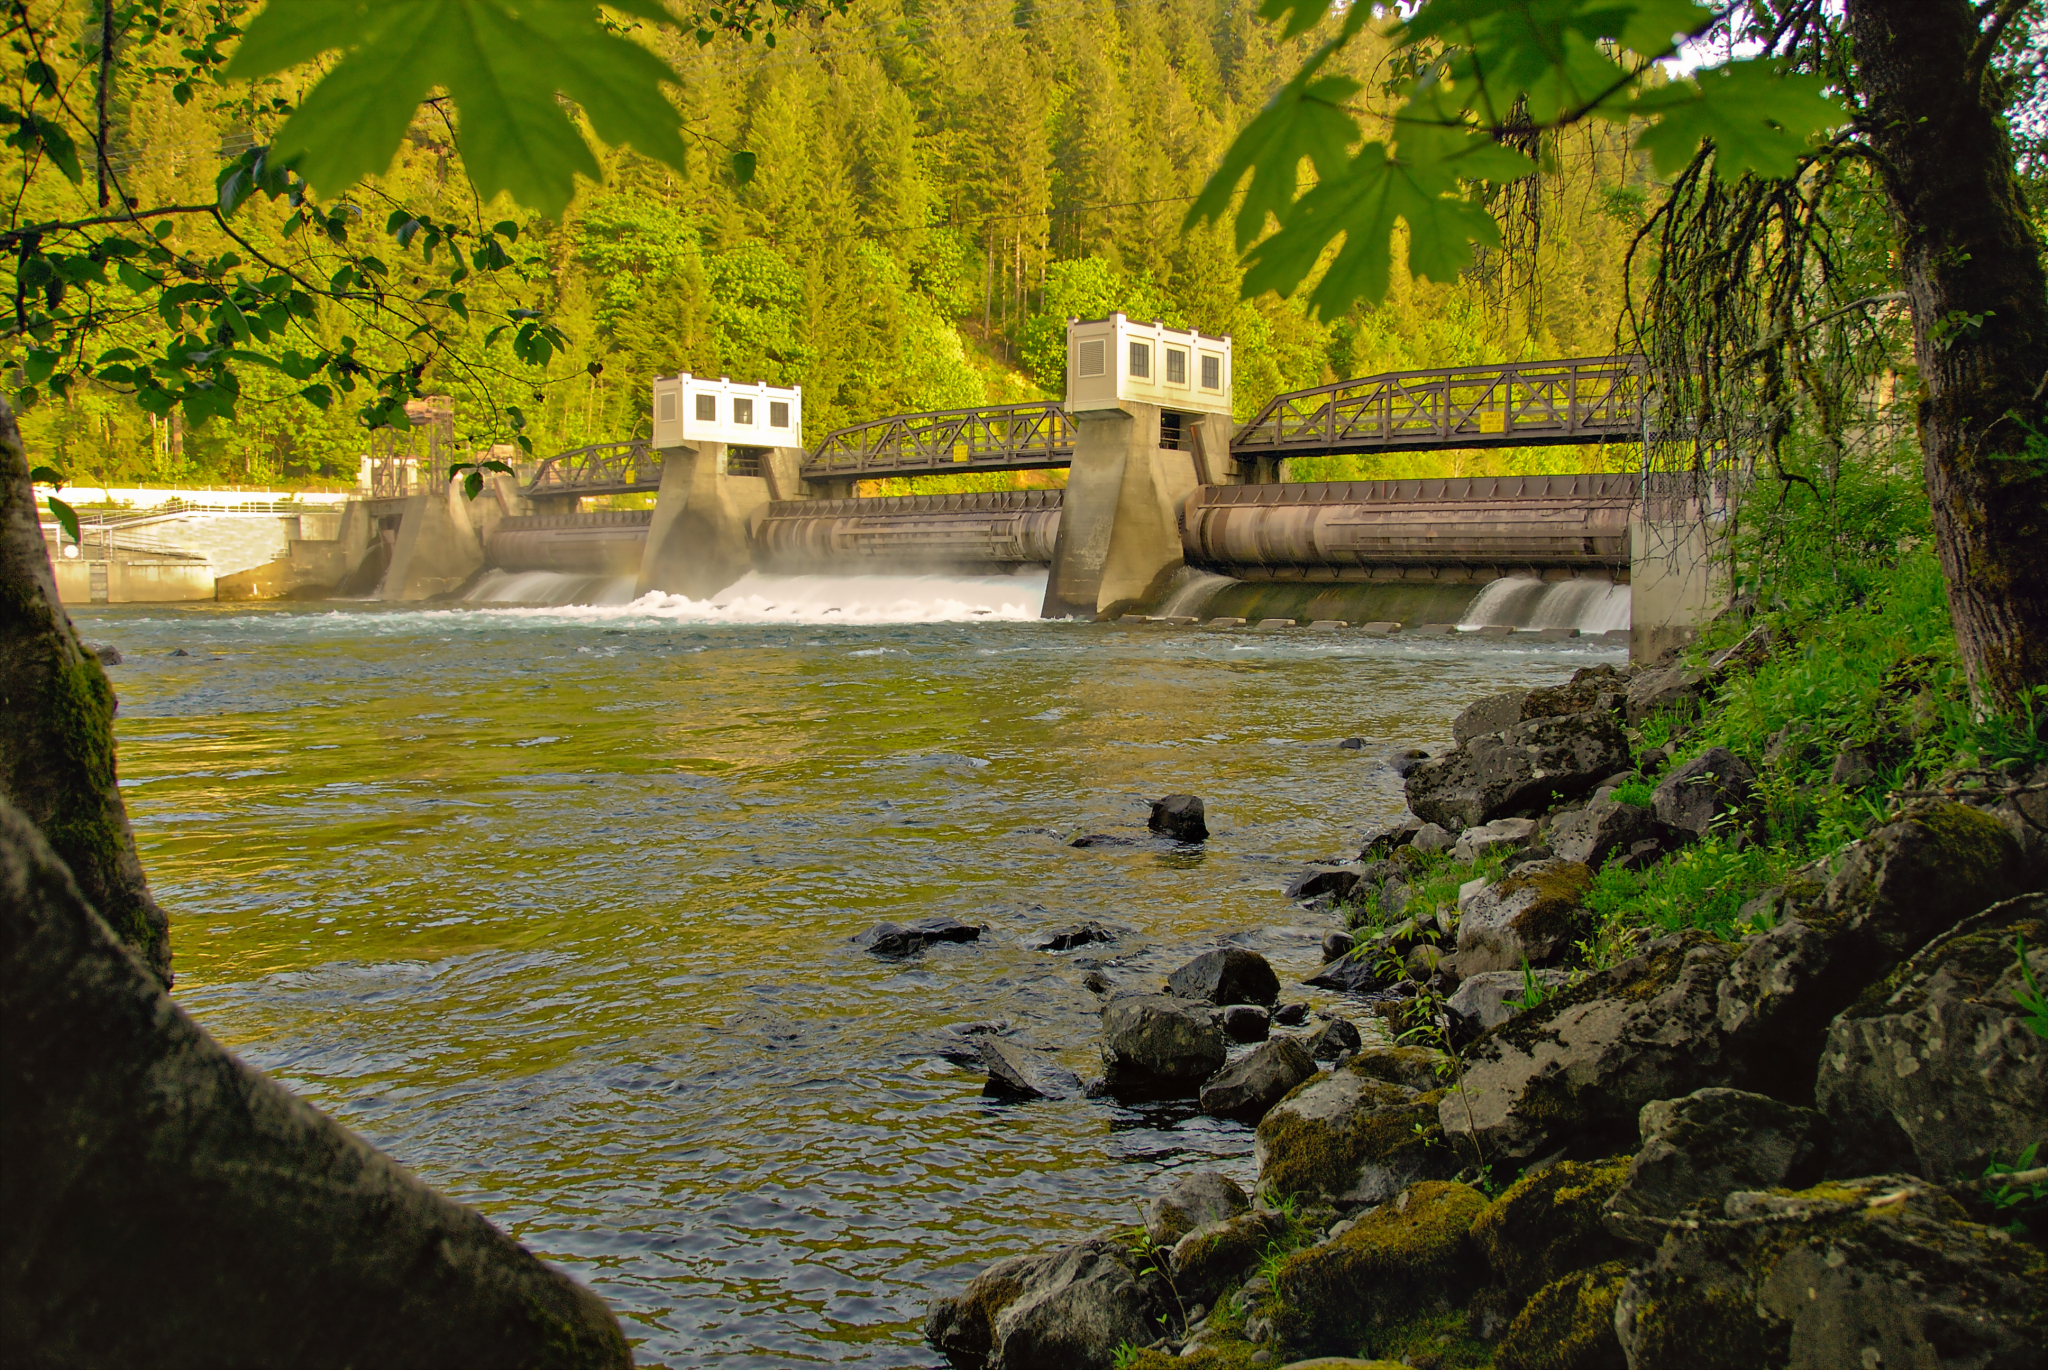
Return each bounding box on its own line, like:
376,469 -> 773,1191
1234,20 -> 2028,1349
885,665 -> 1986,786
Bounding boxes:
1845,0 -> 2048,713
0,398 -> 171,984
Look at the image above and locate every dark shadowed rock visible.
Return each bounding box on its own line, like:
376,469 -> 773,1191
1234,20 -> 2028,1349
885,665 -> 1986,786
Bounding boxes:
1406,712 -> 1632,829
0,802 -> 628,1369
1816,893 -> 2046,1183
1548,797 -> 1656,868
1144,1171 -> 1250,1247
1100,994 -> 1229,1096
1472,1157 -> 1633,1303
83,641 -> 121,665
1285,867 -> 1361,902
925,1252 -> 1039,1367
1359,814 -> 1423,857
1624,663 -> 1705,725
931,1019 -> 1012,1067
1221,1003 -> 1271,1042
1199,1035 -> 1317,1123
1069,832 -> 1137,848
1302,955 -> 1387,995
1166,946 -> 1280,1007
1304,1015 -> 1362,1060
1828,744 -> 1879,788
1081,969 -> 1114,995
1169,1208 -> 1288,1305
1606,1088 -> 1827,1226
980,1037 -> 1084,1101
1320,930 -> 1355,962
1149,793 -> 1208,842
1384,749 -> 1432,778
926,1237 -> 1169,1370
1651,746 -> 1760,844
1268,1181 -> 1489,1355
1337,736 -> 1366,750
1024,921 -> 1118,952
1453,690 -> 1530,746
1615,1177 -> 2047,1370
856,915 -> 984,957
1455,859 -> 1595,973
1273,1001 -> 1310,1027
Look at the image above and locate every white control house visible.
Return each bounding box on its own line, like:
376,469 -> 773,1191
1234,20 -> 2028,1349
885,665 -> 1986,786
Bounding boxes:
1064,315 -> 1232,417
651,374 -> 803,450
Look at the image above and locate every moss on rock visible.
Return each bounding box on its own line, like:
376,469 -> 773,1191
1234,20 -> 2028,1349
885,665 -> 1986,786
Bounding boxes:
1269,1180 -> 1488,1355
1493,1261 -> 1629,1370
1344,1045 -> 1449,1092
1470,1158 -> 1633,1300
1255,1075 -> 1451,1205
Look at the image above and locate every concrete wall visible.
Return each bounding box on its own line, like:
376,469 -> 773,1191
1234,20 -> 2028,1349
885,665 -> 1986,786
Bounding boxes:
1041,401 -> 1198,619
52,559 -> 214,604
1630,515 -> 1725,662
381,492 -> 483,601
637,442 -> 796,599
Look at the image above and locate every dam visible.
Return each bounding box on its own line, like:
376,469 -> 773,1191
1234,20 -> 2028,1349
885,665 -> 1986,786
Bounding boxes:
222,324 -> 1720,659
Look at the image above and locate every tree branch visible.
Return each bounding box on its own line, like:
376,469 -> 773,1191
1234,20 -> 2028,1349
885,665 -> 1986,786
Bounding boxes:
0,203 -> 220,246
1963,0 -> 2030,95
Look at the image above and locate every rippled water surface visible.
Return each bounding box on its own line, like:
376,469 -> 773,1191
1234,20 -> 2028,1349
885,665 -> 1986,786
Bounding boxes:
74,591 -> 1623,1367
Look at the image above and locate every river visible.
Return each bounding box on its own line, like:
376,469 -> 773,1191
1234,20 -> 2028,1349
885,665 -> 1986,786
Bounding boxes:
72,572 -> 1623,1367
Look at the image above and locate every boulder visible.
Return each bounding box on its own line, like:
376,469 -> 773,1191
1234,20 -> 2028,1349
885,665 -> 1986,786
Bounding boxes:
1494,1261 -> 1630,1370
1453,690 -> 1529,746
1254,1066 -> 1451,1206
1221,1003 -> 1271,1043
1717,803 -> 2031,1101
1200,1036 -> 1318,1123
1337,736 -> 1366,750
1304,1015 -> 1362,1060
1069,833 -> 1137,848
1623,662 -> 1705,725
1451,816 -> 1538,863
1614,1177 -> 2048,1370
1320,930 -> 1355,962
926,1252 -> 1041,1367
1143,1171 -> 1251,1248
1828,744 -> 1879,788
1410,821 -> 1457,854
1273,1001 -> 1311,1027
1471,1158 -> 1633,1301
1344,1045 -> 1449,1092
1166,947 -> 1280,1007
1547,797 -> 1655,868
932,1020 -> 1012,1067
1383,750 -> 1432,780
1651,746 -> 1761,844
1523,664 -> 1628,720
1301,955 -> 1386,996
1443,931 -> 1737,1163
1445,967 -> 1570,1037
1149,794 -> 1208,842
1606,1088 -> 1827,1225
0,803 -> 629,1369
857,915 -> 984,957
1359,814 -> 1423,857
1100,995 -> 1229,1096
1454,859 -> 1594,974
1024,922 -> 1117,952
935,1237 -> 1170,1370
1168,1208 -> 1289,1304
1285,868 -> 1361,902
980,1037 -> 1084,1101
1269,1182 -> 1489,1356
83,641 -> 121,665
1816,893 -> 2047,1183
1405,713 -> 1632,830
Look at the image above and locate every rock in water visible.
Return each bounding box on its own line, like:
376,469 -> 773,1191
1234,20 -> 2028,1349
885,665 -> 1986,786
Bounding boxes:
1024,921 -> 1117,952
1651,746 -> 1761,844
1273,1001 -> 1310,1027
1816,892 -> 2046,1182
1304,1015 -> 1362,1060
1099,994 -> 1228,1096
1143,1171 -> 1250,1247
0,801 -> 628,1368
1285,867 -> 1360,902
925,1237 -> 1169,1370
1606,1087 -> 1827,1224
979,1037 -> 1083,1101
1405,713 -> 1631,830
1221,1003 -> 1271,1042
855,915 -> 983,957
1149,793 -> 1208,842
1166,946 -> 1281,1006
1199,1035 -> 1317,1123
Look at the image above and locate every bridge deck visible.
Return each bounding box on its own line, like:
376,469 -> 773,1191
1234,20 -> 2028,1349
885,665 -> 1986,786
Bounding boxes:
525,440 -> 660,499
800,401 -> 1073,484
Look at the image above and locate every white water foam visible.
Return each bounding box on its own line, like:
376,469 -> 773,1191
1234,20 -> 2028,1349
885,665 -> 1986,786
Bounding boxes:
462,569 -> 1049,624
1459,576 -> 1632,633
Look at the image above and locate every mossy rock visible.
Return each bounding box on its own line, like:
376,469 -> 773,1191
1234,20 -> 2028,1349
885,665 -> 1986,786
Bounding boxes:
1494,1261 -> 1629,1370
1471,1158 -> 1634,1299
1124,1345 -> 1260,1370
1172,1209 -> 1289,1304
1269,1181 -> 1488,1355
1343,1046 -> 1448,1092
1255,1074 -> 1453,1206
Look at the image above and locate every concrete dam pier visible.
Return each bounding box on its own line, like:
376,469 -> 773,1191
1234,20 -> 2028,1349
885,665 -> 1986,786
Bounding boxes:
243,332 -> 1723,659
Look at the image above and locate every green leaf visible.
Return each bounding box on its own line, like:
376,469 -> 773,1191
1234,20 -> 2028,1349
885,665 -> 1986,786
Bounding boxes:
1632,59 -> 1848,180
463,470 -> 485,500
731,149 -> 757,184
28,464 -> 66,488
1257,0 -> 1337,42
1186,72 -> 1363,250
47,495 -> 80,545
231,0 -> 690,219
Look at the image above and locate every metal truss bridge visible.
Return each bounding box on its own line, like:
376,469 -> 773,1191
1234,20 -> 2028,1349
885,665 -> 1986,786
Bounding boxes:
800,400 -> 1075,484
525,440 -> 660,499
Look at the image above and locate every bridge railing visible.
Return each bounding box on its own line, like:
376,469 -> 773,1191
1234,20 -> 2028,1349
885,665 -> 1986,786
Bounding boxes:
1233,356 -> 1648,458
526,440 -> 660,497
802,400 -> 1075,482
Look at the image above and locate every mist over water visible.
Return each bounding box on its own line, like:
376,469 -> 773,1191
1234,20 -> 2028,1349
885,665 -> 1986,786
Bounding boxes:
78,593 -> 1623,1366
463,569 -> 1049,624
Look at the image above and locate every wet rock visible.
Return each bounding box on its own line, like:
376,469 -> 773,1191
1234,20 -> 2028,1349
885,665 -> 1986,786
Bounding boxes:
1337,737 -> 1366,750
1200,1036 -> 1318,1123
1358,815 -> 1423,858
1472,1158 -> 1634,1302
1454,859 -> 1594,974
1024,921 -> 1118,952
980,1037 -> 1084,1101
1384,749 -> 1432,779
1320,930 -> 1355,962
1651,746 -> 1761,845
932,1020 -> 1012,1067
1406,713 -> 1632,830
1548,797 -> 1655,869
1166,947 -> 1280,1007
1169,1209 -> 1288,1305
1607,1088 -> 1826,1231
1069,833 -> 1136,848
1614,1177 -> 2048,1370
1445,967 -> 1570,1037
1221,1004 -> 1271,1043
1304,1015 -> 1362,1061
1100,994 -> 1229,1096
1285,868 -> 1360,902
1149,794 -> 1208,843
1301,955 -> 1390,996
170,646 -> 190,657
1080,969 -> 1113,995
1444,931 -> 1738,1163
1452,815 -> 1538,863
1623,662 -> 1704,725
1454,690 -> 1530,746
1269,1181 -> 1488,1355
1410,821 -> 1457,854
925,1252 -> 1040,1367
1253,1066 -> 1451,1206
1817,893 -> 2046,1183
82,641 -> 121,665
856,916 -> 984,957
1144,1171 -> 1251,1248
1273,1002 -> 1310,1027
927,1236 -> 1169,1370
0,802 -> 630,1369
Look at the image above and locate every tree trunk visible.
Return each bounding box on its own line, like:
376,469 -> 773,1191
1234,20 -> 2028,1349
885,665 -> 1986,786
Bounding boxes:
1846,0 -> 2048,713
0,398 -> 172,985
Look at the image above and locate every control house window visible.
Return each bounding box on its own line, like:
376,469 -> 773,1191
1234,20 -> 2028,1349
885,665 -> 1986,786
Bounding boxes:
733,397 -> 754,425
695,393 -> 717,421
770,401 -> 790,428
1200,354 -> 1222,391
1078,338 -> 1105,377
1129,340 -> 1151,379
1166,348 -> 1187,385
